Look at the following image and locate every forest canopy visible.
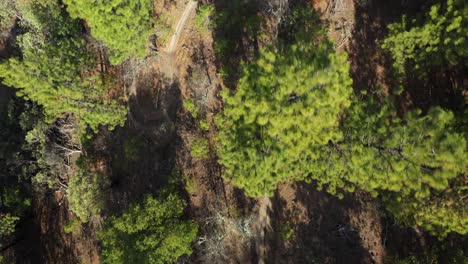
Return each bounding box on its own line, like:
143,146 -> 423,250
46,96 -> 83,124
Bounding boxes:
64,0 -> 154,64
217,26 -> 353,197
216,5 -> 467,237
0,0 -> 467,263
0,0 -> 127,132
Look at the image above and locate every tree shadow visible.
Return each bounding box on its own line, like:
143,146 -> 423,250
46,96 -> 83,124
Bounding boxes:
273,182 -> 374,263
211,0 -> 262,88
32,193 -> 80,264
0,19 -> 22,60
347,0 -> 425,95
382,216 -> 468,262
101,71 -> 182,213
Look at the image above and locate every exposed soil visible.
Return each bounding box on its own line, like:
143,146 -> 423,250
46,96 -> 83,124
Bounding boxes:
273,183 -> 383,263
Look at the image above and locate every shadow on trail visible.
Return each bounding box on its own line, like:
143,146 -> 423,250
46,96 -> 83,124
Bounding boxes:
103,70 -> 182,213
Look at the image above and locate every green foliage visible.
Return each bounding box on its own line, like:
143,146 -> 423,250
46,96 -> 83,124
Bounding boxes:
280,223 -> 294,241
313,94 -> 468,237
154,14 -> 173,46
191,137 -> 210,160
184,99 -> 199,119
0,0 -> 15,30
1,187 -> 31,213
68,169 -> 108,222
64,0 -> 154,64
320,95 -> 467,236
99,192 -> 198,264
216,22 -> 352,197
183,174 -> 197,195
0,0 -> 127,133
345,100 -> 466,236
330,104 -> 466,198
382,0 -> 468,78
199,119 -> 210,131
195,5 -> 214,34
64,218 -> 81,235
385,176 -> 467,237
123,136 -> 144,161
385,245 -> 467,264
0,214 -> 19,237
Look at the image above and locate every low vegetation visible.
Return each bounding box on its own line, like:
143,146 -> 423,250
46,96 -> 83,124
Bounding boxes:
63,219 -> 81,235
191,137 -> 210,160
183,174 -> 198,195
195,4 -> 215,35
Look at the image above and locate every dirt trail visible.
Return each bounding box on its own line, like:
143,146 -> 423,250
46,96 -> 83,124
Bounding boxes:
129,0 -> 197,95
254,197 -> 273,264
127,0 -> 196,127
167,0 -> 197,55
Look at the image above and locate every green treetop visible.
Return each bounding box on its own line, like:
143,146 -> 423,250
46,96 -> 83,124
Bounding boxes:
99,192 -> 198,264
327,103 -> 467,198
382,0 -> 467,78
68,170 -> 107,222
318,95 -> 467,236
0,0 -> 127,132
64,0 -> 154,64
216,28 -> 353,197
385,175 -> 467,237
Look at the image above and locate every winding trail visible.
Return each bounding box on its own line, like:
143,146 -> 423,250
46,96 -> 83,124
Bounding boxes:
127,1 -> 197,127
163,0 -> 197,79
167,0 -> 198,54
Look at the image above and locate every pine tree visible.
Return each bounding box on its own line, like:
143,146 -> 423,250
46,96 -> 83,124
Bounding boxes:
63,0 -> 154,64
216,23 -> 353,197
385,175 -> 467,237
318,96 -> 467,236
0,0 -> 127,132
67,169 -> 108,222
382,0 -> 467,78
325,103 -> 467,198
99,192 -> 198,264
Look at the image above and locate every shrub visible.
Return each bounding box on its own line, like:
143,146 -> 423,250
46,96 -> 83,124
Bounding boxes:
195,4 -> 215,34
199,119 -> 209,131
64,218 -> 81,235
280,223 -> 294,241
184,99 -> 199,119
67,170 -> 107,222
191,137 -> 210,159
183,174 -> 197,195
